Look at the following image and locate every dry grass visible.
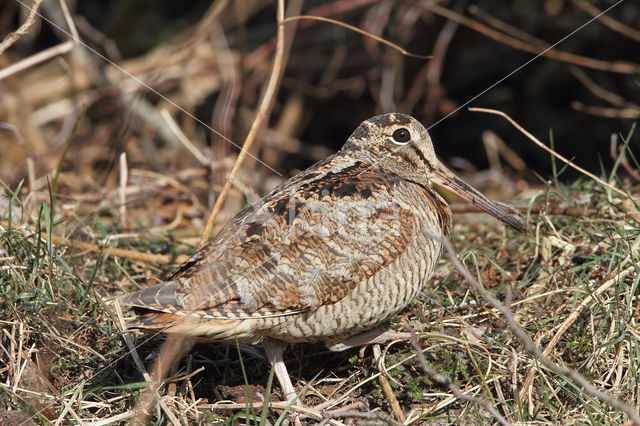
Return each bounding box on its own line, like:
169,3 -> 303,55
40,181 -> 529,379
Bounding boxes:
1,172 -> 638,424
2,1 -> 640,424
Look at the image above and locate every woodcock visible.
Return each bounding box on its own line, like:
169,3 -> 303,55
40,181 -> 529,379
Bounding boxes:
122,113 -> 526,405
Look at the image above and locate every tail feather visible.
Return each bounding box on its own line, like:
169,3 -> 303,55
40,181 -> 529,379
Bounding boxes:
120,280 -> 183,313
124,308 -> 255,342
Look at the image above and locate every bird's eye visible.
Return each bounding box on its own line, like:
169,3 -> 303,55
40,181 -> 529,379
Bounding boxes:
392,128 -> 411,144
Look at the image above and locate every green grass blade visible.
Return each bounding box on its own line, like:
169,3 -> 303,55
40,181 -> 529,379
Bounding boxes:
2,179 -> 23,230
52,106 -> 85,195
260,366 -> 275,425
235,340 -> 256,423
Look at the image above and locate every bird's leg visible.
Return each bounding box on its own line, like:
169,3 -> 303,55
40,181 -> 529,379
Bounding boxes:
293,328 -> 409,423
264,339 -> 303,426
264,338 -> 297,403
325,326 -> 411,352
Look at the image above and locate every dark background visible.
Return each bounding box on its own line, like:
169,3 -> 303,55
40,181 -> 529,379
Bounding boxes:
2,0 -> 639,186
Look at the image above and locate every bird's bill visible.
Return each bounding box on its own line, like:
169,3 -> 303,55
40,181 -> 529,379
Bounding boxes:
431,162 -> 527,233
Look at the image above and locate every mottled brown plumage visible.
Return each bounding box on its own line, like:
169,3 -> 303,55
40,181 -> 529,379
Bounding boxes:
121,113 -> 525,404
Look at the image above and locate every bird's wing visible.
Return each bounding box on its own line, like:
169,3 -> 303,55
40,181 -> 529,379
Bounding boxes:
121,160 -> 416,319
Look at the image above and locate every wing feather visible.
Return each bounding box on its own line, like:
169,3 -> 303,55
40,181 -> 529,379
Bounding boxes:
121,160 -> 415,320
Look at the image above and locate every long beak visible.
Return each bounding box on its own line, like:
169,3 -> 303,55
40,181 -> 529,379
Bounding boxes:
432,161 -> 527,233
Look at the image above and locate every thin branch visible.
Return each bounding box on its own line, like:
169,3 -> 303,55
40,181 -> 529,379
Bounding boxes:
572,0 -> 640,43
468,107 -> 628,197
200,401 -> 345,425
160,109 -> 210,167
421,2 -> 640,74
0,40 -> 74,81
198,0 -> 294,248
372,344 -> 406,422
403,1 -> 460,116
571,101 -> 640,119
467,5 -> 547,47
281,15 -> 431,59
118,152 -> 128,228
0,0 -> 46,55
570,67 -> 636,108
449,203 -> 592,217
58,0 -> 79,41
0,219 -> 190,265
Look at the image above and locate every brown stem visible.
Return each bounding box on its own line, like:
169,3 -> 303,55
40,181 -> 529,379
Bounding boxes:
198,0 -> 296,248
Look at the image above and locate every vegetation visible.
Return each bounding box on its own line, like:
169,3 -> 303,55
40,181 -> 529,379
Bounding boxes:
1,0 -> 639,424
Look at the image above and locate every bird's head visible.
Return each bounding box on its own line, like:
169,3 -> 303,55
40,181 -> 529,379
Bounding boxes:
344,113 -> 527,233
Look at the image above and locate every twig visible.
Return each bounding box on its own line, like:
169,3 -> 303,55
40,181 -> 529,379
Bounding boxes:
165,366 -> 205,383
570,67 -> 636,108
422,2 -> 640,74
483,130 -> 527,171
321,409 -> 403,426
160,109 -> 210,167
469,107 -> 628,197
449,203 -> 590,217
243,0 -> 393,70
146,205 -> 186,233
404,1 -> 459,118
124,95 -> 182,150
281,15 -> 430,59
50,234 -> 189,264
198,0 -> 293,248
118,152 -> 128,228
483,130 -> 504,174
73,15 -> 121,61
0,219 -> 189,265
438,235 -> 640,424
0,40 -> 75,81
305,0 -> 378,19
208,19 -> 241,224
372,344 -> 406,422
200,401 -> 346,425
83,410 -> 136,426
467,5 -> 548,47
571,101 -> 640,119
572,0 -> 640,43
114,278 -> 186,425
0,0 -> 46,55
58,0 -> 79,41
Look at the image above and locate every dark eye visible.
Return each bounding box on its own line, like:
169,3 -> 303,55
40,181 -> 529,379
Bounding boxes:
392,128 -> 411,143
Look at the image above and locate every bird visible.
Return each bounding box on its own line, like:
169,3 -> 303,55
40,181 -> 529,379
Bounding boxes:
121,112 -> 526,407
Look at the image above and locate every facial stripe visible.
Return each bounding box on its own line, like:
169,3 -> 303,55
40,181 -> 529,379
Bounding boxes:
396,151 -> 419,170
411,145 -> 433,171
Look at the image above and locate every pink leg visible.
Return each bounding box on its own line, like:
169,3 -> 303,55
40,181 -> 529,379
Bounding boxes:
264,339 -> 302,426
264,339 -> 297,402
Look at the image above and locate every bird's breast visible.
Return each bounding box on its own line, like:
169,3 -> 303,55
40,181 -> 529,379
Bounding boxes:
256,180 -> 450,343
